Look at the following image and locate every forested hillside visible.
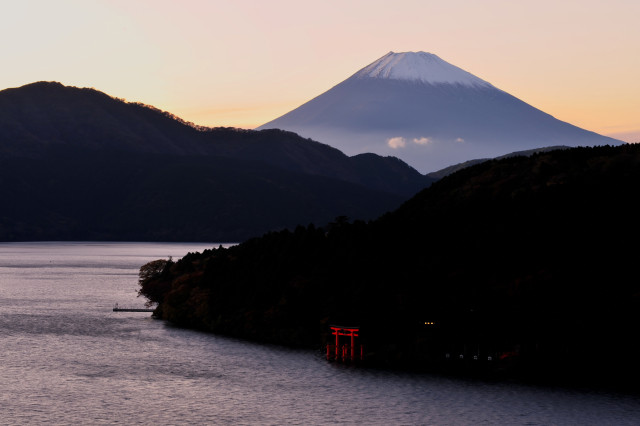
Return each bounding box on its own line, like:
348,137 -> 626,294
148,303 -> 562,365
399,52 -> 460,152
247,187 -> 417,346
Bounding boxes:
0,82 -> 432,241
139,144 -> 640,385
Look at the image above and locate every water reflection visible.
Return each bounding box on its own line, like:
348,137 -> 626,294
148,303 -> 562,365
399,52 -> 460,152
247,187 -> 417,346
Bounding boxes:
1,242 -> 638,425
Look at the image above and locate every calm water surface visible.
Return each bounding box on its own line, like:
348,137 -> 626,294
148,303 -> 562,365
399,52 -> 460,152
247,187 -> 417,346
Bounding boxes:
1,242 -> 639,425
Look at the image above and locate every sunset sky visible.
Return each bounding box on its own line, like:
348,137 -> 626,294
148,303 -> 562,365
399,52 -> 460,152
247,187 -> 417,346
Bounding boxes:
2,0 -> 639,142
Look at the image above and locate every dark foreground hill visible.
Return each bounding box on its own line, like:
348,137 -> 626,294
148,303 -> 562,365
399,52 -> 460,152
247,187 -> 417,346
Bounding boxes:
0,82 -> 433,241
139,144 -> 640,387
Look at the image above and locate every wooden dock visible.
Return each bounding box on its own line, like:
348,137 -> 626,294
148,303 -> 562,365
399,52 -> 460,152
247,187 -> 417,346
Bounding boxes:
113,303 -> 155,312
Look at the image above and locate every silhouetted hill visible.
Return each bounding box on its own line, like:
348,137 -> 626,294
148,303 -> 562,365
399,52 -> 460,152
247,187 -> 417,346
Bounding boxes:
1,146 -> 411,241
0,82 -> 431,196
139,144 -> 640,387
426,145 -> 570,179
0,82 -> 433,241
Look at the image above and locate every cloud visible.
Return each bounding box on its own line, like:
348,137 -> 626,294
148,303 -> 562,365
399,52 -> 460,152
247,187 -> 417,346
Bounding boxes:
455,137 -> 465,143
387,136 -> 406,149
412,137 -> 432,145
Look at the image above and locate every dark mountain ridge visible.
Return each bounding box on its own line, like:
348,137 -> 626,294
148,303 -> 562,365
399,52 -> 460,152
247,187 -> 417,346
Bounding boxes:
1,146 -> 406,241
0,82 -> 431,196
0,82 -> 434,242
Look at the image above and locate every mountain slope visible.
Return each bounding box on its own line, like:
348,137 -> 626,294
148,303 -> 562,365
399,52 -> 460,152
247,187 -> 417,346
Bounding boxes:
0,146 -> 407,241
140,143 -> 640,385
0,81 -> 432,197
258,51 -> 622,173
0,82 -> 434,242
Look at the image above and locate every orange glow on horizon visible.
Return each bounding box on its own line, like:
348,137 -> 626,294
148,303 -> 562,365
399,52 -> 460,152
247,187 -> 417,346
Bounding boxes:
2,1 -> 638,143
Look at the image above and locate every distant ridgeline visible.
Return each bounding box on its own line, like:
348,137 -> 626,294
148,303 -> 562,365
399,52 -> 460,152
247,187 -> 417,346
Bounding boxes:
0,82 -> 433,242
140,144 -> 640,385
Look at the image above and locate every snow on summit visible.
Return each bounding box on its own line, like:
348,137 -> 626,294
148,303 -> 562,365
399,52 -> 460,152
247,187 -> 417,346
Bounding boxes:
354,51 -> 492,87
258,51 -> 622,173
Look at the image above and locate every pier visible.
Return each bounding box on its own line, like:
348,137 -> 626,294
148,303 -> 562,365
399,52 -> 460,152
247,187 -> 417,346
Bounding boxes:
113,303 -> 155,312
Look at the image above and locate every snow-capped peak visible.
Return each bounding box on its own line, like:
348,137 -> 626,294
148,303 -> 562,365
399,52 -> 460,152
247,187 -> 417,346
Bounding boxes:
353,51 -> 493,88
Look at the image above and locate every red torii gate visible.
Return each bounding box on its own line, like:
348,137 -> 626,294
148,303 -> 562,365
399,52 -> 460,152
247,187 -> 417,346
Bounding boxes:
326,325 -> 363,362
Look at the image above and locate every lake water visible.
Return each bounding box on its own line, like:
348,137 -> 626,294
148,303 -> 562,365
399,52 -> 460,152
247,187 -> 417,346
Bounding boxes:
1,242 -> 639,425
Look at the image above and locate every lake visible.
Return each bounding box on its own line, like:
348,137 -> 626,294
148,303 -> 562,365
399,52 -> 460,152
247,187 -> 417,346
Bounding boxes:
1,242 -> 638,424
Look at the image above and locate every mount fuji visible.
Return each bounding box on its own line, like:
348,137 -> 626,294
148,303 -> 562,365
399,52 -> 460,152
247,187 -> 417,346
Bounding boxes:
257,52 -> 622,173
